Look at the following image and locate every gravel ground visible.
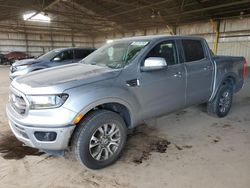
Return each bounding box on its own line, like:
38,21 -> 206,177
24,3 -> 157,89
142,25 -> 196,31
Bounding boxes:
0,66 -> 250,188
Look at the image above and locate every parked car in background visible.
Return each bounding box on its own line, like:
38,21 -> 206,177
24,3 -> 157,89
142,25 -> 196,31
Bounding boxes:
9,47 -> 95,79
5,51 -> 32,64
6,35 -> 247,169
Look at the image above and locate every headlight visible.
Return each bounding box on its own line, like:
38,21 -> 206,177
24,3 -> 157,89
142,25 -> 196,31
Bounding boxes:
18,65 -> 30,70
27,94 -> 68,109
16,64 -> 30,70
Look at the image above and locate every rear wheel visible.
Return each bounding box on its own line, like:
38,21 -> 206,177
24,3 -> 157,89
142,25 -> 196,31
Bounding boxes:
207,84 -> 233,118
72,109 -> 127,169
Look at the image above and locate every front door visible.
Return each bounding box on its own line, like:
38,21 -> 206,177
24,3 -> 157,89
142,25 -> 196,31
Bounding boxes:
133,40 -> 186,119
50,49 -> 74,67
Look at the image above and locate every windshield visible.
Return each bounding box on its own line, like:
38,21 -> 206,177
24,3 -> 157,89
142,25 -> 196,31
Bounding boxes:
81,40 -> 149,69
37,50 -> 60,61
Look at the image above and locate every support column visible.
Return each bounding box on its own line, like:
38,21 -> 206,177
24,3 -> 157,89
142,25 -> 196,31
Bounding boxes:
71,29 -> 75,47
50,26 -> 54,50
172,26 -> 177,35
24,23 -> 28,54
166,25 -> 175,35
92,37 -> 95,48
213,20 -> 220,55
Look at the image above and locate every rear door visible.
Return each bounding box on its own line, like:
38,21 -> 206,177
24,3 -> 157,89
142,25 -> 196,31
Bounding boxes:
181,39 -> 213,105
135,40 -> 186,119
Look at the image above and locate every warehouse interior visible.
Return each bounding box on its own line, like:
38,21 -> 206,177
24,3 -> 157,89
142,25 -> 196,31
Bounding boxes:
0,1 -> 250,188
0,0 -> 250,64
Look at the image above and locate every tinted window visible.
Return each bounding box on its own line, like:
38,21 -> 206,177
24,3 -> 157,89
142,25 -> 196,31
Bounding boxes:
146,41 -> 178,66
75,49 -> 93,59
53,50 -> 73,61
182,40 -> 205,62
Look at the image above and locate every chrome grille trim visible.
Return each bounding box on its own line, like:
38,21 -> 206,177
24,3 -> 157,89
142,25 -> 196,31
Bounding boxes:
9,86 -> 29,116
10,66 -> 17,73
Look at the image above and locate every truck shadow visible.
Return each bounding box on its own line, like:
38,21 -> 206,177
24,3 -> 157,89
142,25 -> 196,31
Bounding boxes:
0,131 -> 44,160
121,124 -> 172,164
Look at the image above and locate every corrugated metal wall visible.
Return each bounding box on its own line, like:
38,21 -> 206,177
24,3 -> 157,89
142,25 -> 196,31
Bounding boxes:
1,18 -> 250,65
94,27 -> 171,48
94,18 -> 250,66
218,19 -> 250,64
0,21 -> 94,57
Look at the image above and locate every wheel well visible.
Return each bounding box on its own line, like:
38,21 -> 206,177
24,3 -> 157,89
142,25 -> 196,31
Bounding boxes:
84,103 -> 132,128
222,76 -> 235,89
69,102 -> 132,147
32,68 -> 43,72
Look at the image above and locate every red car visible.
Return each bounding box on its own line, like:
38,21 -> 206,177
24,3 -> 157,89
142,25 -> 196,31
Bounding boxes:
4,51 -> 32,63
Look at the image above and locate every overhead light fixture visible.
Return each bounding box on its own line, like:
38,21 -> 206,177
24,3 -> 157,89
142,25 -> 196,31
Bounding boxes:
23,12 -> 51,23
240,11 -> 244,19
151,9 -> 160,19
151,9 -> 156,19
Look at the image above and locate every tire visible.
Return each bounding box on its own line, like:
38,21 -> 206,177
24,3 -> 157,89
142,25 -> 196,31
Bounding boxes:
72,109 -> 127,169
207,84 -> 233,118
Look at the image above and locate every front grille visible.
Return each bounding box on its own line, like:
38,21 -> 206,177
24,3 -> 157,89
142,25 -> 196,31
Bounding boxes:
10,66 -> 17,73
10,88 -> 28,115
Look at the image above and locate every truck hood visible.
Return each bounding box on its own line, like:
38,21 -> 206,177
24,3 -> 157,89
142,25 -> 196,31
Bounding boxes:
12,63 -> 121,95
12,58 -> 40,66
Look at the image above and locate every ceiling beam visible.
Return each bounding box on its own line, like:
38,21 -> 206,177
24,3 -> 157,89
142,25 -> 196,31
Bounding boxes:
25,0 -> 61,20
99,0 -> 134,6
180,0 -> 250,15
73,0 -> 129,32
158,0 -> 250,20
106,0 -> 172,18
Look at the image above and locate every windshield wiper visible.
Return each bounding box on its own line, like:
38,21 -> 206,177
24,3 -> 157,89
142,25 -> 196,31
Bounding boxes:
90,62 -> 97,65
106,63 -> 121,69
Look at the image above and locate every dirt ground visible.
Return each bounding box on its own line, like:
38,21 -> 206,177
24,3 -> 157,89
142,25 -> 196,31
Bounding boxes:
0,66 -> 250,188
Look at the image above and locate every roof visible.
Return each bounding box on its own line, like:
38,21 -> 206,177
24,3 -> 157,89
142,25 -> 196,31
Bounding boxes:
0,0 -> 250,36
52,47 -> 96,51
113,35 -> 205,42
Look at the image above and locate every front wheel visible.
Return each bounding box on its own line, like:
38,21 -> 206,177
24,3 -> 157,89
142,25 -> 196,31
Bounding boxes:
72,110 -> 127,169
207,84 -> 233,118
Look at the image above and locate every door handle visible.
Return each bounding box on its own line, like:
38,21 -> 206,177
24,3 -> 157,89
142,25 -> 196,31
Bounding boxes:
173,72 -> 182,78
203,66 -> 211,71
126,79 -> 140,87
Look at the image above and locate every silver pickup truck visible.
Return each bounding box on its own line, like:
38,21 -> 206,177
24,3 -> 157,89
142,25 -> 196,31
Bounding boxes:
6,35 -> 247,169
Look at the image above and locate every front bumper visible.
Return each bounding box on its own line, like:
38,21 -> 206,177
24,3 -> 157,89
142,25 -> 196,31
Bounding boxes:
6,104 -> 76,150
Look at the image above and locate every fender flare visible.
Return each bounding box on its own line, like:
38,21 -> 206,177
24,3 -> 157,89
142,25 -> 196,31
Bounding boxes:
209,72 -> 237,102
30,66 -> 46,72
75,97 -> 136,128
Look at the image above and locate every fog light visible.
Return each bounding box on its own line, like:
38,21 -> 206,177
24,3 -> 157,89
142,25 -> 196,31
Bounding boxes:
34,132 -> 57,141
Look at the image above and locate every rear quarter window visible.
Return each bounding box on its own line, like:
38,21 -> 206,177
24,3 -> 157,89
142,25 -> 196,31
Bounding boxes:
182,39 -> 205,62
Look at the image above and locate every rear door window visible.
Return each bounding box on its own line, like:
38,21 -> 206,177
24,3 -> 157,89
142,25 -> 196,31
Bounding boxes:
182,40 -> 205,62
74,49 -> 92,59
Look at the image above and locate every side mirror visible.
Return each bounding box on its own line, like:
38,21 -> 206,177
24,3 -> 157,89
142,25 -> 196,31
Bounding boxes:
53,57 -> 61,62
141,57 -> 168,72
